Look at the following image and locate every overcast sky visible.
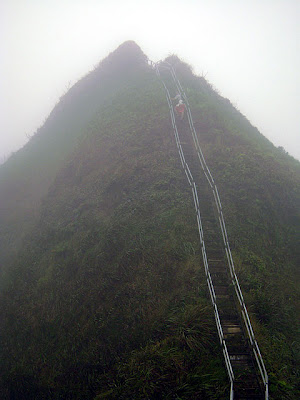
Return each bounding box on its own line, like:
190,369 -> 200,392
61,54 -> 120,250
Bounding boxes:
1,0 -> 299,163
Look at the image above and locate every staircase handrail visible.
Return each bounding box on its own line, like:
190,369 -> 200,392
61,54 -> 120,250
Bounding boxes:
155,63 -> 235,399
160,61 -> 268,399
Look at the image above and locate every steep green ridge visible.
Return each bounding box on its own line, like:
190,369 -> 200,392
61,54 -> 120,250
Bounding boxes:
0,43 -> 299,399
0,41 -> 147,276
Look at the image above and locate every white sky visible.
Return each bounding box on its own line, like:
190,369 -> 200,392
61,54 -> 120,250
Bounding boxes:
1,0 -> 299,162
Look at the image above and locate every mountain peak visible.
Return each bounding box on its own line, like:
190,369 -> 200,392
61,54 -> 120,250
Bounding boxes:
115,40 -> 144,53
0,40 -> 299,400
99,40 -> 148,73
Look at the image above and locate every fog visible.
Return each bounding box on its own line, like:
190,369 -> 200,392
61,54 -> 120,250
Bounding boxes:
1,0 -> 299,162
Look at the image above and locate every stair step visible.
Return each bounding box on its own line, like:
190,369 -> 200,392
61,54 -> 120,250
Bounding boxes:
210,270 -> 228,276
219,312 -> 239,320
216,294 -> 230,299
207,258 -> 224,265
208,264 -> 225,272
223,324 -> 242,334
207,258 -> 226,267
211,279 -> 229,287
234,392 -> 264,400
210,269 -> 227,275
202,217 -> 216,222
223,327 -> 244,339
217,298 -> 235,307
209,269 -> 226,276
206,251 -> 225,258
214,286 -> 229,295
227,346 -> 249,355
230,353 -> 251,362
221,319 -> 240,326
211,277 -> 229,286
225,334 -> 248,348
219,312 -> 240,320
201,214 -> 216,219
234,379 -> 264,400
208,263 -> 227,274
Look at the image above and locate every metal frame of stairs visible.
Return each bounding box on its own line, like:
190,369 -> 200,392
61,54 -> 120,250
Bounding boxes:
154,61 -> 269,400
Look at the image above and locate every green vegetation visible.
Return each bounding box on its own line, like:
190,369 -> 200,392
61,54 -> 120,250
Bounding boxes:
0,42 -> 299,399
0,41 -> 149,280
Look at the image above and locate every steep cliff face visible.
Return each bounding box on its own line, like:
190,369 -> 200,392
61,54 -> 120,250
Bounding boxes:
0,43 -> 299,399
0,41 -> 148,275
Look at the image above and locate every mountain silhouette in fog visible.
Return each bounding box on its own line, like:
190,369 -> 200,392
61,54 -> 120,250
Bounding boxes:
0,41 -> 299,400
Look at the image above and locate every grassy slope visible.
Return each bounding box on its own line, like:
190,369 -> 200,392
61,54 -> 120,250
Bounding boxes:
0,51 -> 299,399
168,57 -> 300,399
0,41 -> 148,277
0,68 -> 228,399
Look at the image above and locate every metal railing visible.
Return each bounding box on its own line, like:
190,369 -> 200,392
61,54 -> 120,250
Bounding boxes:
155,63 -> 235,399
155,61 -> 268,400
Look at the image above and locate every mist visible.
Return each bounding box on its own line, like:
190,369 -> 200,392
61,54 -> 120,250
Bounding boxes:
1,0 -> 299,161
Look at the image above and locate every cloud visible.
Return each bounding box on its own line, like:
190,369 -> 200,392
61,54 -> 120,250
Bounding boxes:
1,0 -> 299,160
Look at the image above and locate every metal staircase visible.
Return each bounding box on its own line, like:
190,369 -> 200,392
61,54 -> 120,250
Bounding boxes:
155,61 -> 269,400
